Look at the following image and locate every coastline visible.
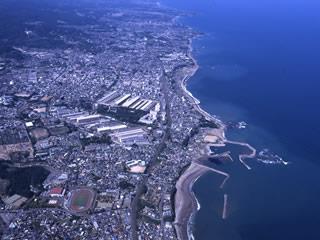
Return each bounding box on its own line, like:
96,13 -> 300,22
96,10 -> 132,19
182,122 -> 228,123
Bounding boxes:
173,36 -> 227,240
173,32 -> 256,239
181,39 -> 226,132
173,162 -> 210,240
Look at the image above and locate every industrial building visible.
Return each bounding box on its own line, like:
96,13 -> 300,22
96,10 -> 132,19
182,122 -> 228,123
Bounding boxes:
96,91 -> 159,113
62,112 -> 106,126
109,127 -> 149,145
96,123 -> 127,133
95,91 -> 161,125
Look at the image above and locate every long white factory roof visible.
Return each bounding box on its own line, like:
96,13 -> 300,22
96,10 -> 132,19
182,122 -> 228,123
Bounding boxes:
97,124 -> 127,132
114,94 -> 131,105
111,128 -> 145,137
122,96 -> 140,108
97,92 -> 159,112
134,100 -> 148,110
76,114 -> 102,122
97,91 -> 118,103
62,111 -> 89,119
140,100 -> 153,111
130,99 -> 145,109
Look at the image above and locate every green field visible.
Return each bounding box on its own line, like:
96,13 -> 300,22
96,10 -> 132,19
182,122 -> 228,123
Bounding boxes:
69,189 -> 95,213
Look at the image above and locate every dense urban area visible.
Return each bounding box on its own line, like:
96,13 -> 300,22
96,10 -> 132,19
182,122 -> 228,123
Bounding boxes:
0,0 -> 269,239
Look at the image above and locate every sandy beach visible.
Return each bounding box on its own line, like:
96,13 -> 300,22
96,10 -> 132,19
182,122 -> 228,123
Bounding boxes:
174,160 -> 231,240
174,162 -> 209,240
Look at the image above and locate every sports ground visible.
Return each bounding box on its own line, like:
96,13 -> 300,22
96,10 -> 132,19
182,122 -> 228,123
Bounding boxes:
67,187 -> 96,214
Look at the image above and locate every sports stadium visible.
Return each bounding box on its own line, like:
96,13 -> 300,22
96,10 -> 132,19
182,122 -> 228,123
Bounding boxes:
66,187 -> 96,215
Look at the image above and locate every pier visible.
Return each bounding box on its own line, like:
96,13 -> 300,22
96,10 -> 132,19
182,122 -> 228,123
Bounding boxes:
222,194 -> 228,220
226,140 -> 257,170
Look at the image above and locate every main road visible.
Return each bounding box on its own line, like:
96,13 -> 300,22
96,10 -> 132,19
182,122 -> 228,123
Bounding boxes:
130,67 -> 172,240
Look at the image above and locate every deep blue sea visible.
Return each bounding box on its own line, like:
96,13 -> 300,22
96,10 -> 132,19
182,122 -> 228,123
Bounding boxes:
162,0 -> 320,239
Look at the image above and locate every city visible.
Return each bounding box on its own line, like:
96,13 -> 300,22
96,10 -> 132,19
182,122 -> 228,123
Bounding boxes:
0,0 -> 280,239
0,1 -> 223,239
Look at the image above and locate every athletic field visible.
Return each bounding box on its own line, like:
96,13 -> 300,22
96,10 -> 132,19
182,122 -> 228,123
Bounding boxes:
68,188 -> 96,214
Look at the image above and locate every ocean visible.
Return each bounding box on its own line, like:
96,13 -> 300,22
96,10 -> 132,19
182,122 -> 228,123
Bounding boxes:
161,0 -> 320,239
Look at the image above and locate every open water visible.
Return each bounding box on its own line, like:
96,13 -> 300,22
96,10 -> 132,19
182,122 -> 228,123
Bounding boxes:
162,0 -> 320,239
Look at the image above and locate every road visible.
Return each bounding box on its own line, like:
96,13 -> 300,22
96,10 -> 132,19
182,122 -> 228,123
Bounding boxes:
130,68 -> 172,240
